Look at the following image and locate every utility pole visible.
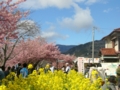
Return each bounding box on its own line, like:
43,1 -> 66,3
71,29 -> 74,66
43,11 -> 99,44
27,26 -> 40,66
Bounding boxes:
92,26 -> 97,64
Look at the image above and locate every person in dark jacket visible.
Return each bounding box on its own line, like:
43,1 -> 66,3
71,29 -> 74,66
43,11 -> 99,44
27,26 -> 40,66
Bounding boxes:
0,66 -> 5,81
84,65 -> 90,76
107,76 -> 117,90
16,63 -> 22,77
4,66 -> 11,77
116,65 -> 120,89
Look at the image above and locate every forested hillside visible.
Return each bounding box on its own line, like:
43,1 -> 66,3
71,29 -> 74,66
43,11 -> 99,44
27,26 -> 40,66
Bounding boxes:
58,40 -> 105,58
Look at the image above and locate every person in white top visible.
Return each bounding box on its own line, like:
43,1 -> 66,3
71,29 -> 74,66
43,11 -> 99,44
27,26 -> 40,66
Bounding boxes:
50,66 -> 54,73
65,63 -> 71,74
50,63 -> 56,73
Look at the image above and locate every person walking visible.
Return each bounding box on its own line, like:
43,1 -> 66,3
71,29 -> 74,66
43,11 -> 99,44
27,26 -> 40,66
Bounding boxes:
65,63 -> 71,74
84,64 -> 90,77
20,63 -> 28,78
16,63 -> 22,77
50,63 -> 55,73
4,66 -> 11,77
0,66 -> 5,85
107,76 -> 117,90
116,65 -> 120,90
0,66 -> 5,80
61,65 -> 65,72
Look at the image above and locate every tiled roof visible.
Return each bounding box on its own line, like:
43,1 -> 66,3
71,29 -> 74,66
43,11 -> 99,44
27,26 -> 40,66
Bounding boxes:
102,28 -> 120,40
100,48 -> 117,55
113,28 -> 120,32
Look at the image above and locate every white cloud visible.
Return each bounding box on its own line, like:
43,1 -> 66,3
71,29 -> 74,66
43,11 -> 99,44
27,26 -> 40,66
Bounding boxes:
8,0 -> 94,33
41,31 -> 57,39
85,0 -> 100,5
2,0 -> 101,9
103,8 -> 112,13
41,26 -> 69,42
18,0 -> 94,31
1,0 -> 67,9
19,0 -> 84,9
59,6 -> 93,31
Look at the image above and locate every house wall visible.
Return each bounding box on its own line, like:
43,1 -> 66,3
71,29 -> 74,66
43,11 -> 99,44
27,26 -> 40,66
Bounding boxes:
117,36 -> 120,52
114,33 -> 120,52
113,33 -> 120,52
114,38 -> 118,52
105,37 -> 119,52
105,39 -> 112,48
101,30 -> 120,62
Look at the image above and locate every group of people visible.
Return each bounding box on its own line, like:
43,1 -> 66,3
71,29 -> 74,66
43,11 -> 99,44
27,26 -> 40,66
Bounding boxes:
0,62 -> 72,80
0,63 -> 29,81
45,62 -> 71,74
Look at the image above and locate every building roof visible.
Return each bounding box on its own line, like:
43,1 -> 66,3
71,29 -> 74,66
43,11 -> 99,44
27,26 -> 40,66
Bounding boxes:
102,28 -> 120,40
100,48 -> 117,55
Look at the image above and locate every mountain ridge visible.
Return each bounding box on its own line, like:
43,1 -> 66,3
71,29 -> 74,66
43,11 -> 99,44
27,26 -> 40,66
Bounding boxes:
57,44 -> 77,53
57,40 -> 105,58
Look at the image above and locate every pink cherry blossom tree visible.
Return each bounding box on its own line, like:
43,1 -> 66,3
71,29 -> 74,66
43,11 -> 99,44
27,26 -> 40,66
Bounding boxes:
0,0 -> 31,67
59,54 -> 76,63
57,54 -> 76,69
6,37 -> 76,69
0,0 -> 28,43
6,38 -> 61,68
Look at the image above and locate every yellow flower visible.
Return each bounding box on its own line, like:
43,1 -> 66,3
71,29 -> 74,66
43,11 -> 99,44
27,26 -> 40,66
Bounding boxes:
0,69 -> 102,90
39,68 -> 44,73
32,70 -> 37,75
0,85 -> 6,90
45,64 -> 50,69
28,64 -> 33,69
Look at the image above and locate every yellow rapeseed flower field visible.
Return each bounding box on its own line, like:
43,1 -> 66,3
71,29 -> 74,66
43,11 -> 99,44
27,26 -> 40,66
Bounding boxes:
0,69 -> 103,90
